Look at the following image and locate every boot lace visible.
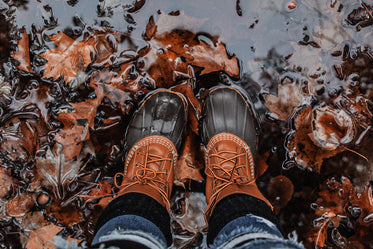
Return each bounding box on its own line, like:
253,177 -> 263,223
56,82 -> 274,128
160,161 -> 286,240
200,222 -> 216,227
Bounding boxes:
205,150 -> 253,203
115,145 -> 173,210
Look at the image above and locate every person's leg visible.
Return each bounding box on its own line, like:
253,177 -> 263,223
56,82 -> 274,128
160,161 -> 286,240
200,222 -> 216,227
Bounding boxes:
208,195 -> 304,249
91,90 -> 187,249
200,86 -> 304,249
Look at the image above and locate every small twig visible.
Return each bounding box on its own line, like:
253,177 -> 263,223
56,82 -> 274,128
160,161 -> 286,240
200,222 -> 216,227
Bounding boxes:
342,146 -> 369,162
361,1 -> 373,20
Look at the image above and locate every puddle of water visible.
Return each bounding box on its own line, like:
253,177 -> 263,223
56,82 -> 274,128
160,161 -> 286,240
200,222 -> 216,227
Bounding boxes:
0,0 -> 372,248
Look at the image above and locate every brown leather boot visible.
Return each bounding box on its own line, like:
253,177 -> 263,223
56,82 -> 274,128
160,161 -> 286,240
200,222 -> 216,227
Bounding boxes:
200,86 -> 272,221
114,89 -> 187,212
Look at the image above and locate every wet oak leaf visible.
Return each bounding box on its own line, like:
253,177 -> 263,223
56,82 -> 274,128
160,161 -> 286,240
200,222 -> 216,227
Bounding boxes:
309,177 -> 373,247
12,30 -> 33,73
45,200 -> 84,225
54,98 -> 100,161
263,81 -> 311,121
188,40 -> 239,78
145,30 -> 239,88
90,63 -> 154,115
25,224 -> 63,249
287,106 -> 345,172
35,142 -> 94,197
310,106 -> 355,150
40,32 -> 92,86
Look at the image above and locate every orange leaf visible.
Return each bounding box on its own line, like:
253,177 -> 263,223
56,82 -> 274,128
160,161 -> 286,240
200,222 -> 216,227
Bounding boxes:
174,131 -> 204,187
54,98 -> 100,161
12,30 -> 33,73
189,41 -> 239,77
40,32 -> 92,86
0,167 -> 15,198
25,224 -> 63,249
145,30 -> 239,88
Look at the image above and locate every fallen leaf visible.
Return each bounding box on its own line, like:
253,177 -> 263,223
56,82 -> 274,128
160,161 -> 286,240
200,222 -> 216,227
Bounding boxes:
79,181 -> 114,208
171,79 -> 201,134
45,200 -> 83,225
6,192 -> 35,218
174,132 -> 204,187
35,142 -> 94,198
40,32 -> 92,86
310,106 -> 355,150
267,175 -> 294,214
25,224 -> 63,249
188,41 -> 239,77
263,81 -> 311,121
255,151 -> 270,177
144,15 -> 157,40
40,30 -> 121,87
287,106 -> 345,172
144,30 -> 239,88
0,167 -> 15,198
12,30 -> 33,73
54,98 -> 100,161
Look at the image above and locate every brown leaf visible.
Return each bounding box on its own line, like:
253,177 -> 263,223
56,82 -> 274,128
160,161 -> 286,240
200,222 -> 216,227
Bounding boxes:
255,151 -> 270,177
54,98 -> 100,161
267,175 -> 294,214
35,142 -> 94,197
174,132 -> 204,187
144,15 -> 157,40
310,106 -> 355,150
6,192 -> 35,218
40,32 -> 92,86
0,167 -> 15,198
90,62 -> 154,113
45,200 -> 83,225
145,30 -> 239,88
263,81 -> 310,121
40,30 -> 121,87
188,41 -> 239,77
12,30 -> 33,73
79,181 -> 114,208
287,106 -> 345,172
25,224 -> 63,249
171,80 -> 201,134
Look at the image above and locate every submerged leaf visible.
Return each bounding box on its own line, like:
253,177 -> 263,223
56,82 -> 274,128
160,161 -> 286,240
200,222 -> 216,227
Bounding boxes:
287,106 -> 345,172
263,81 -> 311,121
25,224 -> 63,249
12,30 -> 33,73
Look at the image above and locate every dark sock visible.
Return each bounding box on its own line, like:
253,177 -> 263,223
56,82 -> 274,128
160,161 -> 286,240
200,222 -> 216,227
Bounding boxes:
207,194 -> 280,245
94,193 -> 172,246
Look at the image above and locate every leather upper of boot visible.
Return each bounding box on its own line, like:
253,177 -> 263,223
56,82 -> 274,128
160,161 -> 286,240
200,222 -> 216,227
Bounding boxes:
115,135 -> 178,211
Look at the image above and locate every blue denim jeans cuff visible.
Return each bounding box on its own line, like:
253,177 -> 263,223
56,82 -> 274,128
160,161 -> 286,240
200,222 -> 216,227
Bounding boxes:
92,214 -> 167,248
211,214 -> 304,249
